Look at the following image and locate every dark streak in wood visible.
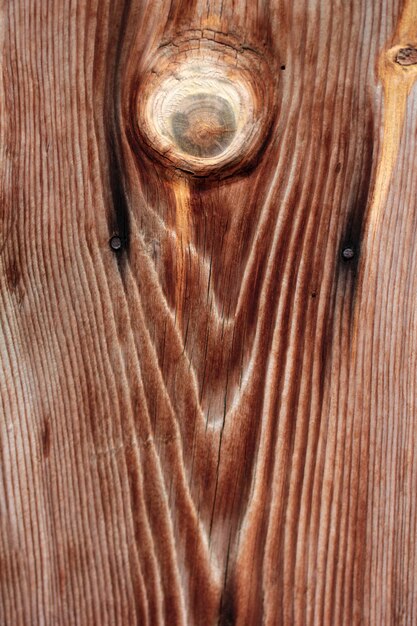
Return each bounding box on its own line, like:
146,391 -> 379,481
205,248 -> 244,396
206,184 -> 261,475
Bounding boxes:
5,257 -> 20,292
339,111 -> 374,278
41,417 -> 52,459
104,1 -> 132,254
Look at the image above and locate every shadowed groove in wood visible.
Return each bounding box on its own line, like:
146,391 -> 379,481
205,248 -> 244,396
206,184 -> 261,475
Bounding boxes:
1,0 -> 416,625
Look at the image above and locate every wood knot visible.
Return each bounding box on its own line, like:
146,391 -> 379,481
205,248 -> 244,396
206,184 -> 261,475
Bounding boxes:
395,46 -> 417,66
134,33 -> 277,178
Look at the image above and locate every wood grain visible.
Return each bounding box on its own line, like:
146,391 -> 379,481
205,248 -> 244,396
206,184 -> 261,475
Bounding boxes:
1,0 -> 417,624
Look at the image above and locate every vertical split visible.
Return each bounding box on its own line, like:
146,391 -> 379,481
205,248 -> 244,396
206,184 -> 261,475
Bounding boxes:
173,177 -> 191,330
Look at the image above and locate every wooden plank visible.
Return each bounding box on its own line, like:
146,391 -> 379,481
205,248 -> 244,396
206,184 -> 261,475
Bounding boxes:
1,0 -> 417,624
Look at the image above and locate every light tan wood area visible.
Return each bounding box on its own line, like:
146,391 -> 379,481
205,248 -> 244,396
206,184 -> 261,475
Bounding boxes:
1,1 -> 417,625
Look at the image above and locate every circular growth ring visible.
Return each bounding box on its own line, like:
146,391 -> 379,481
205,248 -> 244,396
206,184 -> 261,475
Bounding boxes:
135,35 -> 277,178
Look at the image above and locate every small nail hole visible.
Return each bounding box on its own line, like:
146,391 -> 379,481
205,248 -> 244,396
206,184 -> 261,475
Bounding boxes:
280,64 -> 286,70
109,235 -> 123,251
341,247 -> 355,260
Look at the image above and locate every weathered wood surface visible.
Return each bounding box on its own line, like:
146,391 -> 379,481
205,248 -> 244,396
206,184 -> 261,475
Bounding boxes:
1,0 -> 417,624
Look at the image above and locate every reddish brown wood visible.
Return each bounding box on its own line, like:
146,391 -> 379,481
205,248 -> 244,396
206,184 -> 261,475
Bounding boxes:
1,1 -> 417,624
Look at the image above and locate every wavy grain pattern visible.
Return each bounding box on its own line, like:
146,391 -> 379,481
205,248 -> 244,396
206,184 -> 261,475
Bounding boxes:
1,0 -> 417,624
